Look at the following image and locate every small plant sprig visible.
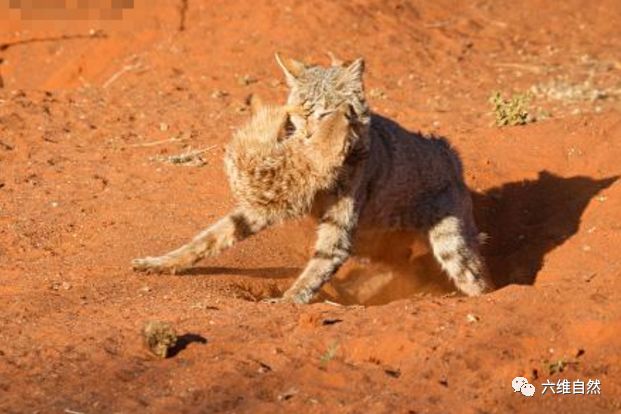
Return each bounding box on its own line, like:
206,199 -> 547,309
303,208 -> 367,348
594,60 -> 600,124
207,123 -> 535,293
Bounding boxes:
319,342 -> 339,366
489,91 -> 535,126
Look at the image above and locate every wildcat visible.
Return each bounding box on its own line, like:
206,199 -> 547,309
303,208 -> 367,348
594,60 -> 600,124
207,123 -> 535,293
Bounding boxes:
132,54 -> 494,303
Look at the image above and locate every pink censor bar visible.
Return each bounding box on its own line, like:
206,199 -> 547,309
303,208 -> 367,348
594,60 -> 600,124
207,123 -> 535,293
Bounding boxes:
3,0 -> 134,20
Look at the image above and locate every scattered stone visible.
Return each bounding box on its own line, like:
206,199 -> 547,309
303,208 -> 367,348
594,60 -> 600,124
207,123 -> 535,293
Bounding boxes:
257,361 -> 272,373
0,140 -> 14,151
143,320 -> 177,358
238,74 -> 258,86
369,88 -> 387,99
211,90 -> 229,99
466,313 -> 479,323
277,387 -> 298,401
384,368 -> 401,378
531,79 -> 614,102
234,103 -> 249,113
50,281 -> 72,290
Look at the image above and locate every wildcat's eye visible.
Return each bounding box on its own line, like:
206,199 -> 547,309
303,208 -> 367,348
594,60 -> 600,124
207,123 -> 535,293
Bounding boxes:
317,110 -> 334,119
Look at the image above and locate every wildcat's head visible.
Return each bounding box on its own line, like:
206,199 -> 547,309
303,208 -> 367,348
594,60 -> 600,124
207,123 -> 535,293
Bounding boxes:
275,52 -> 370,134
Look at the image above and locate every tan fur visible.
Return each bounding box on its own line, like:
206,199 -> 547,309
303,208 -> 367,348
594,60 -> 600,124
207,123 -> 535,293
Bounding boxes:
226,103 -> 354,222
132,103 -> 355,280
133,54 -> 494,303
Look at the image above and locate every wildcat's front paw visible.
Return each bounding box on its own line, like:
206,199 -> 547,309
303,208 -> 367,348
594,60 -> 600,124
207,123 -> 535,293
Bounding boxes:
131,256 -> 184,274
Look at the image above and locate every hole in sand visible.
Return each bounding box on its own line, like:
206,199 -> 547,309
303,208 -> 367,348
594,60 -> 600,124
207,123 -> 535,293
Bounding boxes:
318,230 -> 455,306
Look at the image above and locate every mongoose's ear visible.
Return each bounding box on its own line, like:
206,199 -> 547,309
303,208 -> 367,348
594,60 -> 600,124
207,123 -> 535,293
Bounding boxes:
275,52 -> 305,86
248,94 -> 264,116
326,51 -> 344,66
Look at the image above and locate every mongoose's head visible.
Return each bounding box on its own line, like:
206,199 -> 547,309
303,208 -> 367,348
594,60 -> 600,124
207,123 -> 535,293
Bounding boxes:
274,52 -> 370,136
225,103 -> 355,220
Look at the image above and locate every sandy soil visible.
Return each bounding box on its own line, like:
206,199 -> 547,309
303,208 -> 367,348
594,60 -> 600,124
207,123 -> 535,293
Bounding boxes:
1,1 -> 620,413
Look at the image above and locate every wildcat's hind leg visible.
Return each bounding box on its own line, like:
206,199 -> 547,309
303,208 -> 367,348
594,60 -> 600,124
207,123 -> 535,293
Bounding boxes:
132,208 -> 271,274
427,214 -> 492,296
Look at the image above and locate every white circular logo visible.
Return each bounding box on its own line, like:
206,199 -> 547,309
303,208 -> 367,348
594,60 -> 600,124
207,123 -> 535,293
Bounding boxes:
512,376 -> 535,397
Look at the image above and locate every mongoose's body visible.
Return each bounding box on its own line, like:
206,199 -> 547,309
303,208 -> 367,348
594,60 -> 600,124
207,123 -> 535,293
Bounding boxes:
132,54 -> 493,303
225,104 -> 354,223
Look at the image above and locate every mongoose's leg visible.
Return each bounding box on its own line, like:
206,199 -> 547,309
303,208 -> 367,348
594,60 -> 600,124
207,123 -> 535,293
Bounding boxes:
427,215 -> 492,296
280,196 -> 357,304
132,208 -> 271,273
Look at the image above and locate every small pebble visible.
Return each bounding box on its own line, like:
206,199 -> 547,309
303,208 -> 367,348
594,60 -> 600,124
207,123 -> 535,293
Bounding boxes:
466,313 -> 479,323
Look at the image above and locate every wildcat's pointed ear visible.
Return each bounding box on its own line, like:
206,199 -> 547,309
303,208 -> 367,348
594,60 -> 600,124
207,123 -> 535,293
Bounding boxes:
275,52 -> 305,86
337,57 -> 365,87
345,57 -> 365,80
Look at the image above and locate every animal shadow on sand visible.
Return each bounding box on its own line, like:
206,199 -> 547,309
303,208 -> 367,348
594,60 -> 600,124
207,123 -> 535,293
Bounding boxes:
473,170 -> 618,287
167,333 -> 208,358
182,266 -> 300,279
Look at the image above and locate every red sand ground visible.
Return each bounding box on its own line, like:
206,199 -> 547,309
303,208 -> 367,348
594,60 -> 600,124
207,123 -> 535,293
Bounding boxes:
1,1 -> 620,413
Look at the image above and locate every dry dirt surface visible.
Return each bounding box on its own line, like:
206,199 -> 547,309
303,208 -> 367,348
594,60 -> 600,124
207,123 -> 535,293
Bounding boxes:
1,1 -> 621,413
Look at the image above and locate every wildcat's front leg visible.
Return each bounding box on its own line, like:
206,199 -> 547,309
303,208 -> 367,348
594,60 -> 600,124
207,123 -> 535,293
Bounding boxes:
280,196 -> 358,304
132,208 -> 271,274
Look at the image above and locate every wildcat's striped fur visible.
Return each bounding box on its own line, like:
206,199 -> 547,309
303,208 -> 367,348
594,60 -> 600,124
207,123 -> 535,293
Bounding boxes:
132,54 -> 494,303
